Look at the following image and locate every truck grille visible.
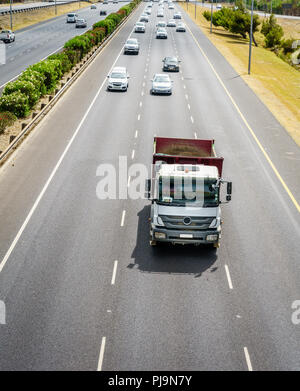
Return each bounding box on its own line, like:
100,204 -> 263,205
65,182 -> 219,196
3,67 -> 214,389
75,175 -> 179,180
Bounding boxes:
160,215 -> 215,230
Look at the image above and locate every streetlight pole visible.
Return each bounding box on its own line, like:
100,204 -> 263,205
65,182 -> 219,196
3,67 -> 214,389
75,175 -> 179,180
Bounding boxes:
210,0 -> 213,33
55,0 -> 57,16
248,0 -> 254,74
9,0 -> 13,30
195,0 -> 197,19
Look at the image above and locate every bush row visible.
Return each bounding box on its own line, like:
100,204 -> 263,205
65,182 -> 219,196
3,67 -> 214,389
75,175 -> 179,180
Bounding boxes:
0,0 -> 141,126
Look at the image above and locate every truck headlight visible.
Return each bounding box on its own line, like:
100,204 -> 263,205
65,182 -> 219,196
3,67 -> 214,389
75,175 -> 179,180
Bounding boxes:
155,232 -> 166,239
209,218 -> 220,229
206,234 -> 218,241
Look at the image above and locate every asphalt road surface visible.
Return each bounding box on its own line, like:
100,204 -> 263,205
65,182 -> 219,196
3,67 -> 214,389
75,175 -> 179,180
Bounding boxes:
0,1 -> 299,371
0,1 -> 129,89
0,1 -> 84,12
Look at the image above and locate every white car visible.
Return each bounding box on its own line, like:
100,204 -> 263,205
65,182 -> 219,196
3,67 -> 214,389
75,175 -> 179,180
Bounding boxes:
107,67 -> 129,91
134,22 -> 146,33
91,4 -> 97,9
216,4 -> 222,10
140,14 -> 149,23
168,3 -> 174,9
151,74 -> 173,95
0,29 -> 15,43
167,19 -> 176,27
124,38 -> 139,54
157,21 -> 167,28
157,10 -> 164,17
173,12 -> 181,19
156,27 -> 168,39
66,13 -> 78,23
176,22 -> 186,32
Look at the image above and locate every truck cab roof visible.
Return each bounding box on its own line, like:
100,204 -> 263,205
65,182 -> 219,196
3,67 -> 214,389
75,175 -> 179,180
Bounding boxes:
157,163 -> 219,179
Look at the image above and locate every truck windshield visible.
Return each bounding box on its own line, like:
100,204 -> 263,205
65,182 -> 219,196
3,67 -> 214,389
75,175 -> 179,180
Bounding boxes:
158,176 -> 219,207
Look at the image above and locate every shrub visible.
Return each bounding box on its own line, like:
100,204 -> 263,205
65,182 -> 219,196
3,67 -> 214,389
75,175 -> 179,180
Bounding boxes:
106,13 -> 122,25
0,111 -> 17,135
203,10 -> 211,21
64,49 -> 81,66
281,38 -> 296,55
212,8 -> 234,30
3,80 -> 40,108
48,52 -> 72,74
0,91 -> 30,118
93,20 -> 108,33
261,14 -> 283,48
19,69 -> 46,96
64,35 -> 93,58
29,59 -> 62,93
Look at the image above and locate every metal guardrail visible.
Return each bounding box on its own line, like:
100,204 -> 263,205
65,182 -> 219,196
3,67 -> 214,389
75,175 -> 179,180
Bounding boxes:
0,2 -> 140,164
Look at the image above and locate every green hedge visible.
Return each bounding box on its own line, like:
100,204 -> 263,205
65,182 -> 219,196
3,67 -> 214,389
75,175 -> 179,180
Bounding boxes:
0,91 -> 30,118
3,80 -> 40,108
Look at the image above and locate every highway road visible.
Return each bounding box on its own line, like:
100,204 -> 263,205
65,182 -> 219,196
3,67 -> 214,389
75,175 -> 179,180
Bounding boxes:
0,1 -> 300,371
0,1 -> 79,12
0,1 -> 129,89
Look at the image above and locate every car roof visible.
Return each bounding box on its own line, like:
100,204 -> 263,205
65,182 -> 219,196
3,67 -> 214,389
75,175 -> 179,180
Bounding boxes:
112,67 -> 127,72
154,73 -> 170,78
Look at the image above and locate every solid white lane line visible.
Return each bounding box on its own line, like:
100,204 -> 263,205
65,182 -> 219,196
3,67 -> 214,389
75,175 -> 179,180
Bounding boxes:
138,114 -> 141,121
127,175 -> 131,187
131,149 -> 135,160
224,264 -> 233,289
194,132 -> 198,139
111,260 -> 118,285
243,347 -> 253,371
135,130 -> 138,138
97,337 -> 106,371
121,210 -> 126,227
190,116 -> 194,123
0,11 -> 138,274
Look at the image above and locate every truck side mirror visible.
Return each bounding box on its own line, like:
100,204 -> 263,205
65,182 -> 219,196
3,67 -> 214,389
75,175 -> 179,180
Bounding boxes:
227,182 -> 232,195
226,195 -> 231,202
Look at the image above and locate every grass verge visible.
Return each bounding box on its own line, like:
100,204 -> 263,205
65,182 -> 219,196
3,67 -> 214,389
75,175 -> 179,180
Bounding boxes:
180,4 -> 300,147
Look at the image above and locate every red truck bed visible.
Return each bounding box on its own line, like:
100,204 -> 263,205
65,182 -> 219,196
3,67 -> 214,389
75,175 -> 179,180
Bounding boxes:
153,137 -> 224,176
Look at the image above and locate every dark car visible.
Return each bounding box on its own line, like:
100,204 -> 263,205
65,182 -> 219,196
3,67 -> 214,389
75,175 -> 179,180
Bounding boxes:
100,10 -> 107,15
162,56 -> 180,72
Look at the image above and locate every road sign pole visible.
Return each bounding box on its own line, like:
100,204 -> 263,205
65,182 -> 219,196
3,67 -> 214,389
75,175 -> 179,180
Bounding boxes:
248,0 -> 254,74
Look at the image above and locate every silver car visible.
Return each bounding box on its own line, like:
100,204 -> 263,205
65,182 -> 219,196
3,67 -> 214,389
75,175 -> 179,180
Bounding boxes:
167,19 -> 176,27
134,22 -> 146,33
151,73 -> 173,95
124,38 -> 139,55
107,67 -> 129,92
156,27 -> 168,39
176,22 -> 186,32
76,19 -> 87,28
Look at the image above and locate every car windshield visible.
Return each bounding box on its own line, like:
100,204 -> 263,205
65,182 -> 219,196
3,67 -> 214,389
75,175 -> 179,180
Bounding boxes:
158,177 -> 219,207
154,75 -> 170,82
157,28 -> 166,32
68,14 -> 75,17
77,19 -> 84,22
136,23 -> 144,26
127,39 -> 137,44
111,72 -> 126,79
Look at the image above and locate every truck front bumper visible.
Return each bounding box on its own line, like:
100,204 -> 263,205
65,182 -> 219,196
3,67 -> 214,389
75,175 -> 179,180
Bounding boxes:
151,226 -> 220,245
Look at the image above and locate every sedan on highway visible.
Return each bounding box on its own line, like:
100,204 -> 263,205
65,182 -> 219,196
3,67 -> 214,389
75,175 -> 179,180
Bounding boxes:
162,56 -> 180,72
124,38 -> 139,55
151,74 -> 173,95
157,10 -> 164,17
140,14 -> 149,23
66,13 -> 78,23
173,12 -> 181,19
100,10 -> 107,15
168,4 -> 174,9
176,22 -> 186,32
91,4 -> 97,9
156,27 -> 168,39
134,22 -> 146,33
157,21 -> 167,28
76,19 -> 87,28
107,67 -> 129,91
167,19 -> 176,27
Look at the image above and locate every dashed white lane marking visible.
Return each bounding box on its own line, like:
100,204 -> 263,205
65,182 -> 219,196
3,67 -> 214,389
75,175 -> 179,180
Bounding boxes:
127,176 -> 131,187
194,132 -> 198,139
188,104 -> 191,110
185,94 -> 188,100
144,75 -> 146,79
139,101 -> 142,107
135,130 -> 138,138
183,85 -> 186,89
224,264 -> 233,290
111,260 -> 118,285
97,337 -> 106,371
131,149 -> 135,160
141,91 -> 144,96
143,82 -> 145,87
243,347 -> 253,371
121,210 -> 126,227
138,114 -> 141,121
190,116 -> 194,123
